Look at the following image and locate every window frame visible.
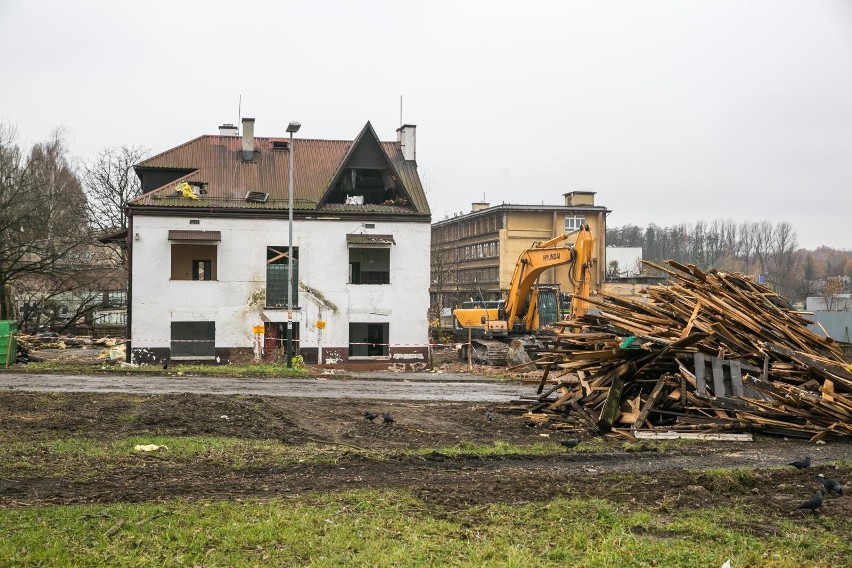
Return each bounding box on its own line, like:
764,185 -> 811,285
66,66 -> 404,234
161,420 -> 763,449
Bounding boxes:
348,246 -> 391,285
348,322 -> 390,358
170,321 -> 216,360
564,215 -> 586,232
170,243 -> 218,281
266,246 -> 299,308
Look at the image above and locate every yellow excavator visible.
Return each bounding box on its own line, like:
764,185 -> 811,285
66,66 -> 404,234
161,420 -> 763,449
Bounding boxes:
453,224 -> 594,365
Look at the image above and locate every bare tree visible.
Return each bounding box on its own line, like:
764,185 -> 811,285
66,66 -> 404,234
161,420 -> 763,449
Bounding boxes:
606,259 -> 621,278
752,220 -> 774,276
819,277 -> 844,311
766,221 -> 800,298
0,125 -> 93,320
83,145 -> 147,234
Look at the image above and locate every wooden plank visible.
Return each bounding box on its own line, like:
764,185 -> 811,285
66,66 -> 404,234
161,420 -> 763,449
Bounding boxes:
768,343 -> 852,382
547,391 -> 576,411
679,301 -> 702,340
536,361 -> 553,395
596,375 -> 625,433
693,352 -> 707,396
568,401 -> 599,430
711,357 -> 726,397
633,431 -> 753,441
632,374 -> 669,429
729,360 -> 744,397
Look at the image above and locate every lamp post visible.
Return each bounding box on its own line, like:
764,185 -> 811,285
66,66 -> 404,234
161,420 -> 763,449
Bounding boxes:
285,121 -> 301,368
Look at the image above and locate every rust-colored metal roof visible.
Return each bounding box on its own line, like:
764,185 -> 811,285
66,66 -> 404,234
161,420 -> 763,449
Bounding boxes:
130,123 -> 430,216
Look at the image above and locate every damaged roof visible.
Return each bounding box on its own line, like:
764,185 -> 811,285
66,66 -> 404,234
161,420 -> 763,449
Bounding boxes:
130,122 -> 430,217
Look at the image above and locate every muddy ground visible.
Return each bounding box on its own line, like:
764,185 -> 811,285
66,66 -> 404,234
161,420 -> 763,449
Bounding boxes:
1,391 -> 850,535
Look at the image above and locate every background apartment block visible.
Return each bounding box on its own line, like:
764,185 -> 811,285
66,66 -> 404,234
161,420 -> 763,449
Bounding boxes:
430,191 -> 610,311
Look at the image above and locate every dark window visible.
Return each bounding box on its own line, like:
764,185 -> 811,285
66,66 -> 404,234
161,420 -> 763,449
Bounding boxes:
192,260 -> 212,281
266,246 -> 299,307
349,248 -> 390,284
171,321 -> 215,358
349,323 -> 389,357
263,322 -> 300,358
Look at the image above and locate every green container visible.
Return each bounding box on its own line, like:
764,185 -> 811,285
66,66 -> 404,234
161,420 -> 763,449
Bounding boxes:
0,320 -> 18,367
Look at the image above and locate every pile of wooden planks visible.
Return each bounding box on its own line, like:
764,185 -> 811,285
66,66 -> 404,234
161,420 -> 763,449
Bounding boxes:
520,260 -> 852,440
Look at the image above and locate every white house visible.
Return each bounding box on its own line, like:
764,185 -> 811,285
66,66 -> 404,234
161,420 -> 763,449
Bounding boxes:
126,119 -> 431,369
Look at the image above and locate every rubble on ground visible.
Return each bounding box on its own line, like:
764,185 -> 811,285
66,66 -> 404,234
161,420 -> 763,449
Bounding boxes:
15,334 -> 126,364
511,260 -> 852,440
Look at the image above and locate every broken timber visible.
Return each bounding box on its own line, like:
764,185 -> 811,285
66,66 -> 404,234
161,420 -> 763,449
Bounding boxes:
512,260 -> 852,440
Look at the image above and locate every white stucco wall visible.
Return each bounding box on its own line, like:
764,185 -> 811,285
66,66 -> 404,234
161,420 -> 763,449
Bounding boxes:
130,215 -> 431,355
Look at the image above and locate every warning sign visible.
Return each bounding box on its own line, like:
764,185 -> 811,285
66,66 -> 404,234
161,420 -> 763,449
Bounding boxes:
316,320 -> 326,329
252,325 -> 265,334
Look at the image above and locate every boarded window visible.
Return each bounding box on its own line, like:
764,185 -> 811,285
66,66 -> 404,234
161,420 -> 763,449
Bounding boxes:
349,322 -> 389,357
266,246 -> 298,307
171,321 -> 215,358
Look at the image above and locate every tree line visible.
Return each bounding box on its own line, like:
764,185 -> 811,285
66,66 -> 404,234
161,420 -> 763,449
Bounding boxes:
607,220 -> 851,303
0,123 -> 146,332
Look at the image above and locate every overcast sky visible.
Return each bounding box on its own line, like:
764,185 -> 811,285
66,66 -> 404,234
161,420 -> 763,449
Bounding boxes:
1,0 -> 850,250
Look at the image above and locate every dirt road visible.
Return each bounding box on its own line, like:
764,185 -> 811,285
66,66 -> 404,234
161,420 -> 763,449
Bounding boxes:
1,390 -> 850,528
0,371 -> 526,402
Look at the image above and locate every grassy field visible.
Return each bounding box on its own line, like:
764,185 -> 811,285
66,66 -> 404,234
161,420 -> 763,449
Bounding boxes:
2,392 -> 849,567
19,361 -> 311,377
2,491 -> 848,567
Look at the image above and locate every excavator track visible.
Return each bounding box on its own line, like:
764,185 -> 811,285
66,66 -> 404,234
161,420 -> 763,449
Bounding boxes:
459,339 -> 510,366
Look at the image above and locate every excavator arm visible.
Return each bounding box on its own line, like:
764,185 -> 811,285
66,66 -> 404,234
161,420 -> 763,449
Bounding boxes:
504,225 -> 593,329
568,224 -> 594,318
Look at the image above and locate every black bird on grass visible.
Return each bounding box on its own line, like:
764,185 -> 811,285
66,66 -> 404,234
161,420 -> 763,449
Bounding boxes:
162,358 -> 169,370
815,474 -> 843,496
560,439 -> 581,450
795,489 -> 824,514
364,411 -> 379,422
788,456 -> 811,469
485,412 -> 495,422
523,419 -> 537,428
382,412 -> 395,425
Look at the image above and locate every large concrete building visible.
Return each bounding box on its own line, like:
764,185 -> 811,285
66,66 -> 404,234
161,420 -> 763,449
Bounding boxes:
430,192 -> 610,310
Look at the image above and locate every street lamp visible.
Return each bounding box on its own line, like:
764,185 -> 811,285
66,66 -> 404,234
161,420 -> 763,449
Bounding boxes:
285,120 -> 301,368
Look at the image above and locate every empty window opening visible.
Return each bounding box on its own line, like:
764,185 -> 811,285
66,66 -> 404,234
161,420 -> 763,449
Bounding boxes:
266,246 -> 299,307
349,248 -> 390,284
263,322 -> 300,359
327,168 -> 410,206
349,323 -> 389,357
171,244 -> 217,280
171,321 -> 215,359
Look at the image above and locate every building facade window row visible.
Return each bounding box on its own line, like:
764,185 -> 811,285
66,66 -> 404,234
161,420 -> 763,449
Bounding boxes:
432,213 -> 503,243
461,241 -> 499,260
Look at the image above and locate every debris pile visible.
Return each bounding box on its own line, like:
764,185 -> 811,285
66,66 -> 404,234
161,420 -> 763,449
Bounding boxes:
519,260 -> 852,440
15,335 -> 125,363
